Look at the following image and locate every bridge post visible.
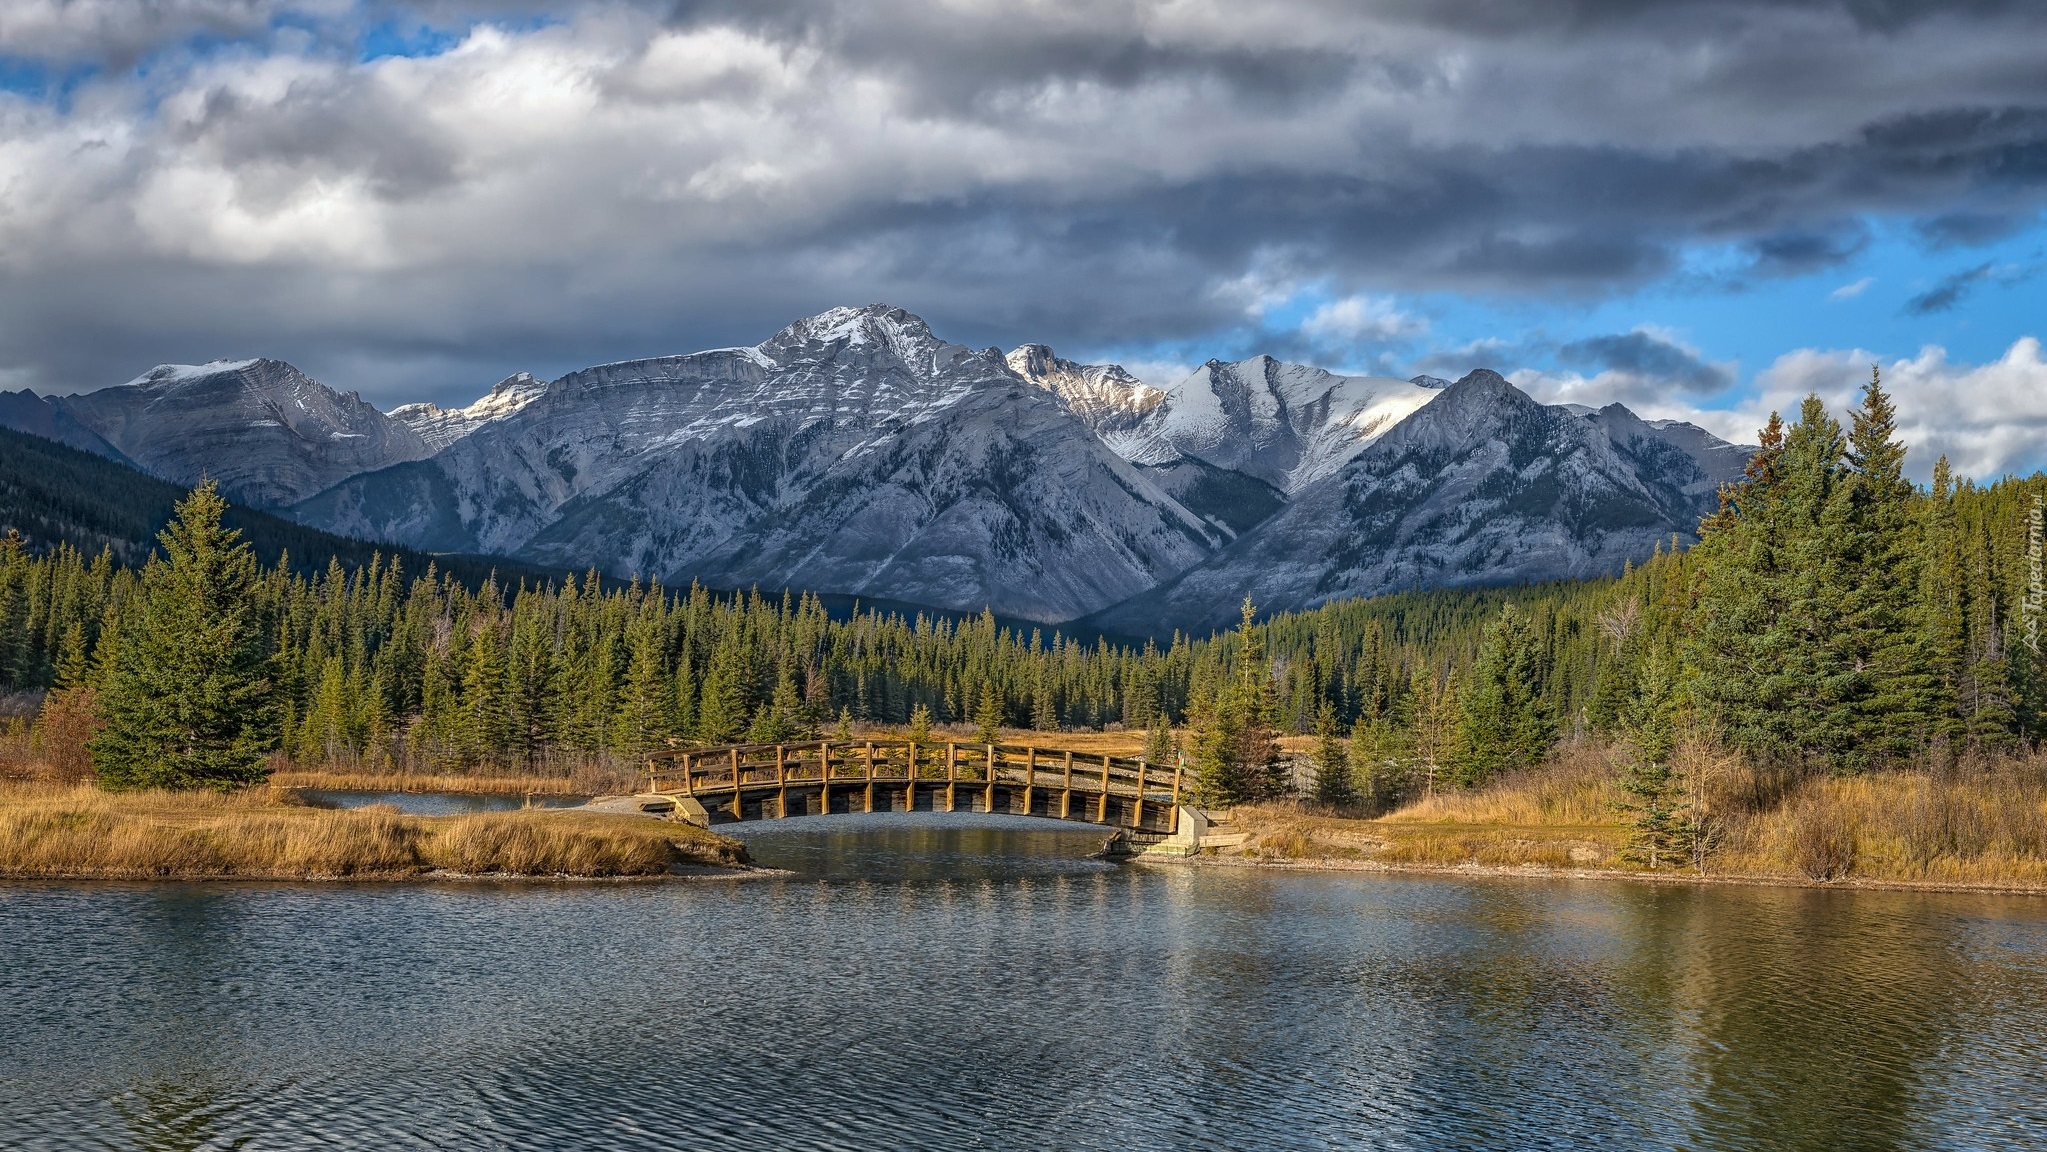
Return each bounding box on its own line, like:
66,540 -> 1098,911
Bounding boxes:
1169,764 -> 1183,834
730,747 -> 743,820
818,740 -> 831,816
945,743 -> 958,812
983,744 -> 997,814
776,744 -> 788,818
864,741 -> 876,814
904,742 -> 917,813
1133,760 -> 1146,829
682,753 -> 694,798
1060,751 -> 1073,819
1096,755 -> 1111,823
1022,747 -> 1036,815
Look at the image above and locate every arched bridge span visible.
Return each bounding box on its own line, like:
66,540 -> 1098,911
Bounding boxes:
638,740 -> 1184,836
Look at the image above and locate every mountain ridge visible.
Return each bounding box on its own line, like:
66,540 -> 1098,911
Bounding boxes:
0,305 -> 1755,632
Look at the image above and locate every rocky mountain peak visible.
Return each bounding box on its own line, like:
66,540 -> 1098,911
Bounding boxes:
52,358 -> 431,508
1004,344 -> 1164,437
763,304 -> 963,373
391,372 -> 549,451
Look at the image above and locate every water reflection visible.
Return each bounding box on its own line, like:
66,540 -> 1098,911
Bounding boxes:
2,821 -> 2044,1150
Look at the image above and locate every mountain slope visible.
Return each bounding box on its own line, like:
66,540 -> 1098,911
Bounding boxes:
297,306 -> 1221,621
0,425 -> 547,584
389,372 -> 548,450
1118,356 -> 1438,494
0,390 -> 130,462
51,359 -> 431,508
1086,369 -> 1751,638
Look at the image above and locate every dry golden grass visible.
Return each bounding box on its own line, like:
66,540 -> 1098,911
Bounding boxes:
1218,738 -> 2047,890
0,782 -> 748,880
1228,800 -> 1622,870
271,766 -> 637,796
1718,770 -> 2047,886
1381,740 -> 1621,827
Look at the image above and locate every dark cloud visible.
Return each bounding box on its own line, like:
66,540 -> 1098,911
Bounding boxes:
1902,261 -> 2038,313
0,0 -> 2045,403
1558,332 -> 1732,392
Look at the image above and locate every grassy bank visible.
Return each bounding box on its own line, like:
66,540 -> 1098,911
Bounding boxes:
0,783 -> 750,881
270,767 -> 638,796
1217,740 -> 2047,893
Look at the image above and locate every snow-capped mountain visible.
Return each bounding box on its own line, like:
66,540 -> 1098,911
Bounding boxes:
1085,369 -> 1751,638
390,373 -> 547,451
1120,357 -> 1439,494
295,306 -> 1221,622
1005,344 -> 1164,437
0,306 -> 1755,631
48,360 -> 431,507
1009,348 -> 1444,536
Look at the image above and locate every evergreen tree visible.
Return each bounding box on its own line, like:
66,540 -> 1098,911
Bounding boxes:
694,631 -> 752,744
1311,701 -> 1356,808
89,482 -> 278,789
459,617 -> 509,764
747,659 -> 810,744
1839,367 -> 1938,764
1189,600 -> 1283,805
972,678 -> 1003,744
1614,647 -> 1693,868
1030,670 -> 1057,731
908,702 -> 934,745
1142,710 -> 1175,768
1453,605 -> 1554,786
614,613 -> 676,756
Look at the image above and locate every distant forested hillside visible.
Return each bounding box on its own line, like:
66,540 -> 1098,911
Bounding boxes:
0,426 -> 551,585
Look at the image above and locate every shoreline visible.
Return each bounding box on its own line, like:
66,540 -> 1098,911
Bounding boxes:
0,861 -> 784,884
0,783 -> 755,883
1149,844 -> 2047,897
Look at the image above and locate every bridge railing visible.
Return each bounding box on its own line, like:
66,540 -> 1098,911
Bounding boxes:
643,738 -> 1184,827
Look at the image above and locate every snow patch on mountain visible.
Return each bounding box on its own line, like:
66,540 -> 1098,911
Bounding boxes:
392,372 -> 549,451
1120,356 -> 1438,493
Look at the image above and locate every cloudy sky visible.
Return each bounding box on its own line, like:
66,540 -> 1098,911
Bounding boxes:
2,0 -> 2044,479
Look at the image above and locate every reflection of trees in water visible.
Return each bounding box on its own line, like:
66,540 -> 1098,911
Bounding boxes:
113,1077 -> 252,1152
1650,887 -> 1959,1152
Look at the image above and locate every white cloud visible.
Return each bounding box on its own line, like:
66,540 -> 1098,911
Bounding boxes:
1300,295 -> 1426,344
0,1 -> 2044,404
1753,338 -> 2047,482
1514,337 -> 2047,483
1829,276 -> 1874,299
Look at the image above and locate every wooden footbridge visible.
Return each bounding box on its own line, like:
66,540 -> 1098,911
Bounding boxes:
636,740 -> 1185,836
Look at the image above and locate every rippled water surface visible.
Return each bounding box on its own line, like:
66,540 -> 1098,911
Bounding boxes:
5,812 -> 2047,1150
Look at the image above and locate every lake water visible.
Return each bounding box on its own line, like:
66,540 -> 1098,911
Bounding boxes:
3,811 -> 2046,1150
300,790 -> 590,815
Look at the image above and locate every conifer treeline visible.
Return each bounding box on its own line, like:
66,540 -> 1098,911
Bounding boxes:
1,374 -> 2042,791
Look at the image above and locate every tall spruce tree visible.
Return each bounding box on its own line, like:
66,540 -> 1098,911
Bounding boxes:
972,678 -> 1004,744
89,482 -> 278,789
1189,599 -> 1283,805
1452,605 -> 1554,786
1839,367 -> 1938,764
1614,647 -> 1692,868
1311,701 -> 1356,808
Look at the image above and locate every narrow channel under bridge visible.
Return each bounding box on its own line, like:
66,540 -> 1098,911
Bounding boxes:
636,740 -> 1187,839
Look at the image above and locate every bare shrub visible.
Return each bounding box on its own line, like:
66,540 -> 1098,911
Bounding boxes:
1791,791 -> 1857,880
29,688 -> 100,783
